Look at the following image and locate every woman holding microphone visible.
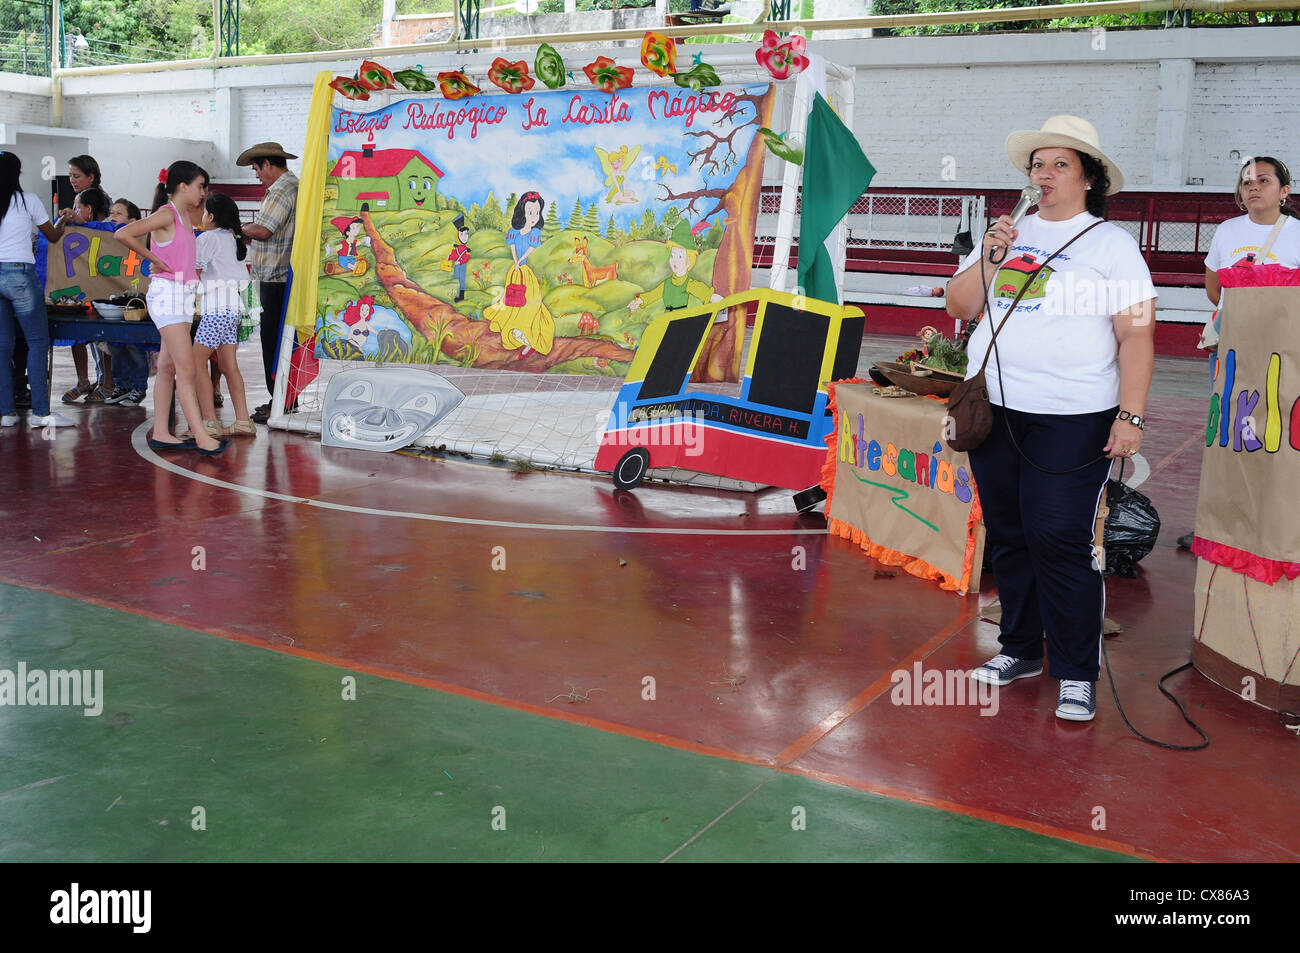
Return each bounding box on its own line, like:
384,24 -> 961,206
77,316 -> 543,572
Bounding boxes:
946,116 -> 1157,722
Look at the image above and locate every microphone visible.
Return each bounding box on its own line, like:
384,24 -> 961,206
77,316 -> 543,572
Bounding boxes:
987,184 -> 1042,263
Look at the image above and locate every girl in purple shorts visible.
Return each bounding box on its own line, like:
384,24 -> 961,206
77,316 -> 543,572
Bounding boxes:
191,192 -> 255,438
115,161 -> 227,454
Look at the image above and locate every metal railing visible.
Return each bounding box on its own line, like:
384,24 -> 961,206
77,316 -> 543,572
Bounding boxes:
754,186 -> 1240,280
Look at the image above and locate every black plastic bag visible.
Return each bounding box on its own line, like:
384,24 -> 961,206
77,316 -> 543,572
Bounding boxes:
952,200 -> 975,258
1104,477 -> 1161,577
952,229 -> 975,259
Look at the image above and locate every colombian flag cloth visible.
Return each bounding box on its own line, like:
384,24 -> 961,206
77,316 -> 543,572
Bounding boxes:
285,331 -> 320,410
796,93 -> 875,305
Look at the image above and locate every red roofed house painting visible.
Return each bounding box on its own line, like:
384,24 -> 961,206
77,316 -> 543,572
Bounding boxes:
329,135 -> 443,212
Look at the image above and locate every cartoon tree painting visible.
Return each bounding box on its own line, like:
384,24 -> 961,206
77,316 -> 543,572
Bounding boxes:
657,86 -> 774,383
543,201 -> 562,238
361,211 -> 634,371
567,198 -> 583,230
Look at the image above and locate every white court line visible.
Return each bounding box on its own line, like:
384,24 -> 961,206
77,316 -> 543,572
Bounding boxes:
131,423 -> 830,537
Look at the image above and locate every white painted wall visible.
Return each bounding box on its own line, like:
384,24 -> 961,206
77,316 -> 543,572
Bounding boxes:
1,25 -> 1297,205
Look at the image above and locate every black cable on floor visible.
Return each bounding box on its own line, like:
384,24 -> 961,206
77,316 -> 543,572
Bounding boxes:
1101,638 -> 1209,750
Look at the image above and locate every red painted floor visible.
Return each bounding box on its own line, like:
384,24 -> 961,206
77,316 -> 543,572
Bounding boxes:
1,386 -> 1296,863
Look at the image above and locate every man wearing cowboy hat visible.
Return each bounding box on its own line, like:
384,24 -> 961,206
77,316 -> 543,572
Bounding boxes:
236,141 -> 299,422
948,115 -> 1156,724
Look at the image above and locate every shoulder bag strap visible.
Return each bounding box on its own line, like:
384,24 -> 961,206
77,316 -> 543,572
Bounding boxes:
1258,215 -> 1287,263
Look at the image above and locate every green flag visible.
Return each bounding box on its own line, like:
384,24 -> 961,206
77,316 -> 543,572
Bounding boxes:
796,93 -> 875,305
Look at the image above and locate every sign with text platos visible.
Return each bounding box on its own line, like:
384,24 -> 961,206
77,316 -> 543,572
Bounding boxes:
44,224 -> 152,304
310,83 -> 773,379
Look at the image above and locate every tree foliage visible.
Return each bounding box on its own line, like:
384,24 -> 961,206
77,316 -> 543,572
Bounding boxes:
867,0 -> 1300,36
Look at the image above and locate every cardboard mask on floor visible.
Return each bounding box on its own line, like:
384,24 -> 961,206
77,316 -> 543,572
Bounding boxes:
321,367 -> 464,451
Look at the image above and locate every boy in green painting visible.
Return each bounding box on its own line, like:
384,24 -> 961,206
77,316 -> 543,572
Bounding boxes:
628,219 -> 723,314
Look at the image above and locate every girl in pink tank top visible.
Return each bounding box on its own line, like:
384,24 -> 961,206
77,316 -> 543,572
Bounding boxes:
150,201 -> 197,283
115,161 -> 228,454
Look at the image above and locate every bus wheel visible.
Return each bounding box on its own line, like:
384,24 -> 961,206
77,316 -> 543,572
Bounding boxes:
613,448 -> 650,490
792,484 -> 827,513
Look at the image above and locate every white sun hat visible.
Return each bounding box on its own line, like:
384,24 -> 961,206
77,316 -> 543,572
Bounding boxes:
1005,115 -> 1125,195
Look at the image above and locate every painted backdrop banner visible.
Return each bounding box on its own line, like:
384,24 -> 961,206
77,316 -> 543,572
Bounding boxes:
309,84 -> 772,379
1193,286 -> 1300,575
44,224 -> 152,304
823,383 -> 984,594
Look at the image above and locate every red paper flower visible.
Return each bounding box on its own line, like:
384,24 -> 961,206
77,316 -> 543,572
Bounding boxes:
640,32 -> 676,78
487,57 -> 536,94
583,56 -> 634,94
357,59 -> 396,91
329,75 -> 372,101
754,29 -> 809,80
438,70 -> 481,100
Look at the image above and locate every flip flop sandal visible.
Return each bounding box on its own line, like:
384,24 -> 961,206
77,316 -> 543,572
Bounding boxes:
62,382 -> 93,404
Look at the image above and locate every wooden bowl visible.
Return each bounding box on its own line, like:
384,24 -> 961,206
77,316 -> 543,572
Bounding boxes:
872,362 -> 963,398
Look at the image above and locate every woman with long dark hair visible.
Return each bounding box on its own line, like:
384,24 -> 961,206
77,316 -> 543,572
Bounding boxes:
116,161 -> 227,454
0,152 -> 74,428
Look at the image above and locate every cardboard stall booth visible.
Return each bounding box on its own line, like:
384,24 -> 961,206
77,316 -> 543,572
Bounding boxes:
821,382 -> 985,596
1191,280 -> 1300,714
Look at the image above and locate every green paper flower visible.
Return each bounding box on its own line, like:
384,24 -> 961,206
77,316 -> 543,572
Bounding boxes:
394,68 -> 438,92
535,43 -> 567,90
672,62 -> 720,92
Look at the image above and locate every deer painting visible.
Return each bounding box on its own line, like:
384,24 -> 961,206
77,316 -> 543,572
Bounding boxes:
568,236 -> 619,288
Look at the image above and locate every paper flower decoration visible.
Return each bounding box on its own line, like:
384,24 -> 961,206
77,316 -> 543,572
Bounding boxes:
438,70 -> 480,100
393,67 -> 438,92
755,29 -> 809,80
357,60 -> 396,91
583,56 -> 634,94
640,31 -> 677,78
672,61 -> 720,92
487,58 -> 536,94
330,76 -> 372,101
758,127 -> 804,165
535,44 -> 567,90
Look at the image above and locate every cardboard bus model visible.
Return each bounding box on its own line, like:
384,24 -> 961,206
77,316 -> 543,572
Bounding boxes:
594,289 -> 865,507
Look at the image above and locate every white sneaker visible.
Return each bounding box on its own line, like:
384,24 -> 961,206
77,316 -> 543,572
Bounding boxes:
1,414 -> 19,427
28,412 -> 76,428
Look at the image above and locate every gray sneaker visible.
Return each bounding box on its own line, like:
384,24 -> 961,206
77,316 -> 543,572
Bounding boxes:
120,388 -> 147,406
970,653 -> 1043,686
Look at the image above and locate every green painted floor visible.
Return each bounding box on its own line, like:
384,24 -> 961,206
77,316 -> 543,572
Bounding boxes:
0,583 -> 1140,862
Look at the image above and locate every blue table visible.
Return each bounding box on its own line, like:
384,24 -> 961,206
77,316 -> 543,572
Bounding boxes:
48,316 -> 161,347
46,316 -> 170,426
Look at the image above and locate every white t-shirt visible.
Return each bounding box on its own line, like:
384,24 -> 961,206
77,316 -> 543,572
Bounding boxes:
957,211 -> 1157,414
0,192 -> 50,264
196,228 -> 251,315
1204,214 -> 1300,271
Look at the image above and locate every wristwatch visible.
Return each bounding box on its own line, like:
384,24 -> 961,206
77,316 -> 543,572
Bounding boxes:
1116,410 -> 1145,430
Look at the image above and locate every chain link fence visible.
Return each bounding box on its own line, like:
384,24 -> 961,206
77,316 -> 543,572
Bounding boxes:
0,0 -> 50,77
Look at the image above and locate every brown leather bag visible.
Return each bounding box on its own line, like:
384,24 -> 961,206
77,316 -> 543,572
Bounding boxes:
944,221 -> 1103,453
